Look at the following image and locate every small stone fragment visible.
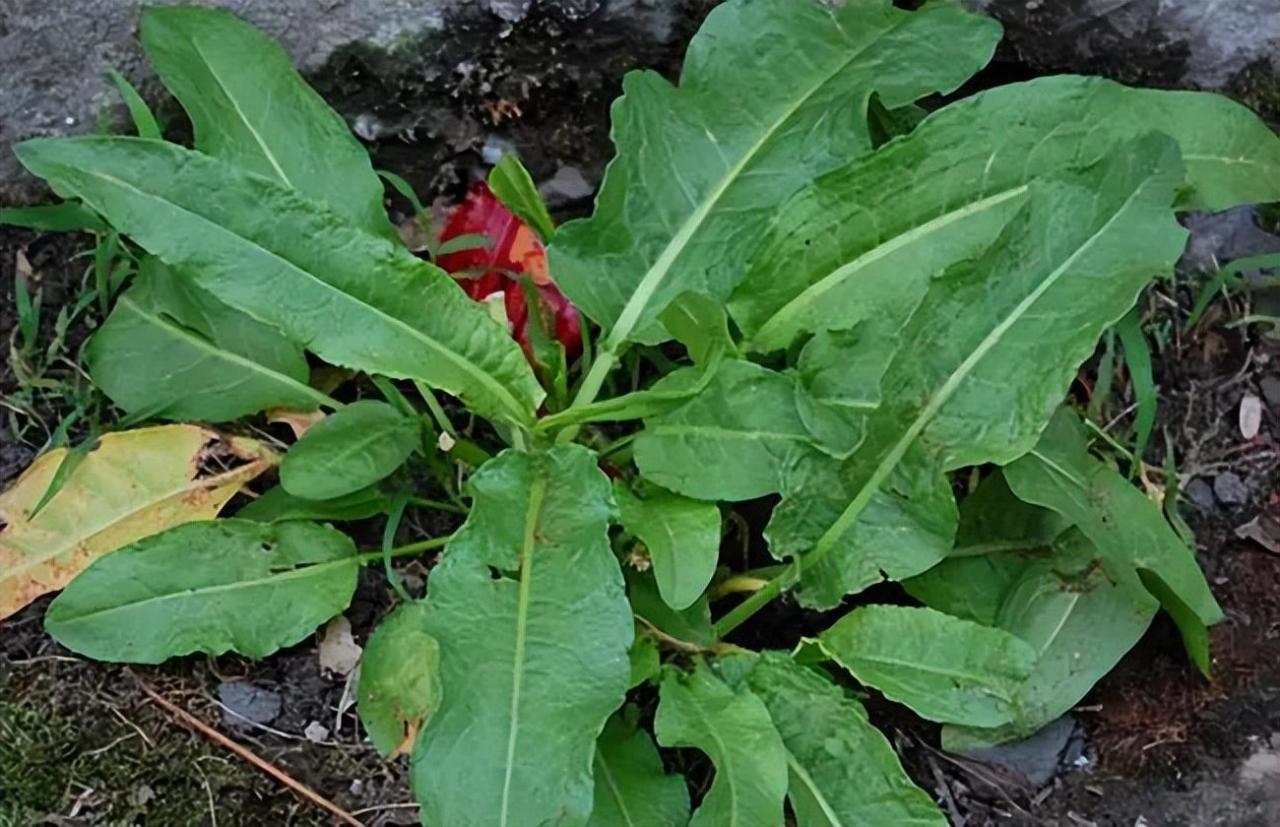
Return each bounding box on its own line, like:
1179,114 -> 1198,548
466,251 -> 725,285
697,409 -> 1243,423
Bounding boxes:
1213,472 -> 1250,506
486,0 -> 533,23
539,165 -> 595,207
318,615 -> 363,676
304,721 -> 331,743
1261,375 -> 1280,412
1185,478 -> 1216,512
1240,394 -> 1264,439
218,681 -> 282,726
1235,514 -> 1280,554
960,716 -> 1084,787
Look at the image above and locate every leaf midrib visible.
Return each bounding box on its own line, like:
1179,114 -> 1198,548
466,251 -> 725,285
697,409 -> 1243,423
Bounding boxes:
603,11 -> 910,351
499,470 -> 549,827
784,747 -> 845,827
646,424 -> 809,442
684,689 -> 742,826
751,186 -> 1030,349
189,38 -> 293,185
65,160 -> 531,426
843,650 -> 1018,691
119,294 -> 331,408
595,746 -> 639,827
805,170 -> 1156,572
47,555 -> 354,627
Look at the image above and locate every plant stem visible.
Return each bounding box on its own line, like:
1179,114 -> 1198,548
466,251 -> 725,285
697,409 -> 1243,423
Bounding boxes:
409,496 -> 467,514
713,572 -> 789,637
355,533 -> 452,565
558,346 -> 617,444
414,380 -> 457,436
708,575 -> 770,601
383,497 -> 414,602
598,432 -> 637,459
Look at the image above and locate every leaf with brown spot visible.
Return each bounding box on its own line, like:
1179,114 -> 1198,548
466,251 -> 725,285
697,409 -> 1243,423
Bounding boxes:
0,424 -> 275,619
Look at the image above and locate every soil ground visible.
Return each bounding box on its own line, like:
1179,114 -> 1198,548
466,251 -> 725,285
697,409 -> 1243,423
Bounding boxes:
3,48 -> 1280,827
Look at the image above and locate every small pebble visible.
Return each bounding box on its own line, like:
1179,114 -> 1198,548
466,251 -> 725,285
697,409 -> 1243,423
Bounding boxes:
1213,471 -> 1249,506
217,681 -> 282,726
481,136 -> 516,165
957,715 -> 1083,787
1261,375 -> 1280,412
539,165 -> 595,207
1185,478 -> 1216,511
304,721 -> 330,743
1240,394 -> 1264,439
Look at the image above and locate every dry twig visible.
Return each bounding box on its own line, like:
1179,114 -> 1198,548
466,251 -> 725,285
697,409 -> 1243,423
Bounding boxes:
133,676 -> 364,827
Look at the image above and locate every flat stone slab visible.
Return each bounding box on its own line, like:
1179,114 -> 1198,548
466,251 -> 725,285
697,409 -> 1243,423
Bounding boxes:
964,0 -> 1280,121
3,0 -> 1277,207
0,0 -> 699,205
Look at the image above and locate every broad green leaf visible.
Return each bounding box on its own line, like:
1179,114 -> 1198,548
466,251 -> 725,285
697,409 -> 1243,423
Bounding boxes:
236,484 -> 392,523
551,0 -> 1000,348
1003,407 -> 1222,674
358,601 -> 441,757
627,634 -> 661,688
489,154 -> 556,241
614,482 -> 720,611
746,652 -> 946,827
655,663 -> 788,827
818,605 -> 1037,728
902,472 -> 1068,624
280,401 -> 418,500
634,360 -> 824,502
942,529 -> 1158,751
661,292 -> 736,368
625,568 -> 717,649
0,202 -> 106,233
45,520 -> 357,662
412,446 -> 632,827
766,446 -> 957,609
953,471 -> 1071,554
733,76 -> 1280,352
588,708 -> 691,827
767,135 -> 1189,606
16,137 -> 543,425
140,5 -> 393,237
0,425 -> 273,619
902,552 -> 1031,628
106,68 -> 161,140
87,257 -> 327,422
794,325 -> 892,414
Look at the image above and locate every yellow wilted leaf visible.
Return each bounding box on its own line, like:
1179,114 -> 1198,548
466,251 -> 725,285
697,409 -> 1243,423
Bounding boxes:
0,424 -> 276,619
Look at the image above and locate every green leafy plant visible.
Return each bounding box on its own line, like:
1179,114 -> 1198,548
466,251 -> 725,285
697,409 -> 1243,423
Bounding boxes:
4,1 -> 1280,824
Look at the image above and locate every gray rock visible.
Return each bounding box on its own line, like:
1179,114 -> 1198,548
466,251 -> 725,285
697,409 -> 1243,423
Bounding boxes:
962,0 -> 1280,121
217,680 -> 282,726
1186,477 -> 1217,512
0,0 -> 699,206
1213,471 -> 1250,507
539,164 -> 596,207
1181,208 -> 1280,277
1262,375 -> 1280,413
959,715 -> 1086,787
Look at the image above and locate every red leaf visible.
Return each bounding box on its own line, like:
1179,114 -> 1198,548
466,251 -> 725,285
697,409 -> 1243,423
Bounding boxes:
436,183 -> 580,360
